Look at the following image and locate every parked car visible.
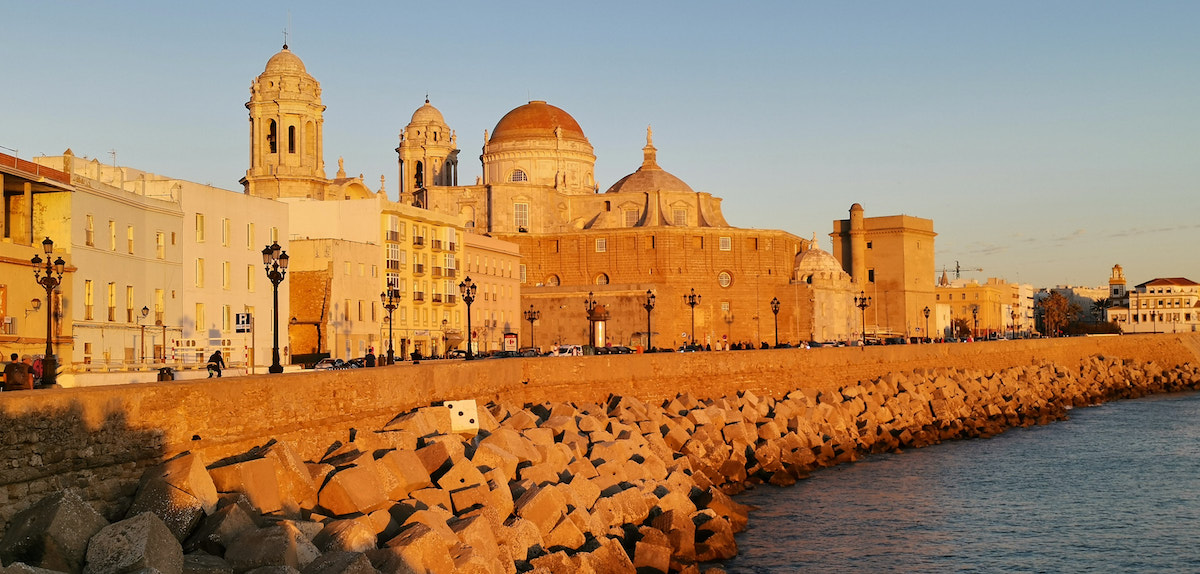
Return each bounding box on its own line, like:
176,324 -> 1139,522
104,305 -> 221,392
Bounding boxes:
487,350 -> 523,359
346,357 -> 365,368
447,349 -> 468,359
313,358 -> 347,370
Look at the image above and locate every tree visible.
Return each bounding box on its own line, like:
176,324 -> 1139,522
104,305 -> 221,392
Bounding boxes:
951,318 -> 972,339
1037,292 -> 1080,337
1090,297 -> 1111,323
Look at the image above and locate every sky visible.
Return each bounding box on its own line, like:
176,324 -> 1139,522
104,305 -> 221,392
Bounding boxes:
4,1 -> 1197,290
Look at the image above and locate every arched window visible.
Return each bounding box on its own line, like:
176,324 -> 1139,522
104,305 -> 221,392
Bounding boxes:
288,126 -> 296,154
510,169 -> 528,183
415,161 -> 424,188
461,205 -> 476,228
267,120 -> 277,154
546,274 -> 560,286
595,273 -> 609,285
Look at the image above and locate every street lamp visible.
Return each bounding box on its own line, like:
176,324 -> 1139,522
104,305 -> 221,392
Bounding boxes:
441,319 -> 448,358
524,304 -> 540,351
1151,310 -> 1158,334
1011,308 -> 1019,339
138,306 -> 150,364
585,291 -> 599,347
643,290 -> 655,351
854,291 -> 871,346
380,282 -> 400,364
972,305 -> 979,340
923,306 -> 931,343
31,237 -> 66,386
683,288 -> 701,346
459,277 -> 477,359
770,297 -> 781,348
261,242 -> 290,373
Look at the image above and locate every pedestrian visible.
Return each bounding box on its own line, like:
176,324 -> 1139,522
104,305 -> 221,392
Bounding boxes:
4,353 -> 32,391
365,347 -> 377,368
31,356 -> 43,386
207,350 -> 226,378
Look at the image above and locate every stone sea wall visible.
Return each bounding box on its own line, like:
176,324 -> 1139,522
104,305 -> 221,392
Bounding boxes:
0,334 -> 1198,573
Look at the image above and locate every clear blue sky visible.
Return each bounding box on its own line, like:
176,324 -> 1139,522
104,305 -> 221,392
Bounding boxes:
5,1 -> 1197,290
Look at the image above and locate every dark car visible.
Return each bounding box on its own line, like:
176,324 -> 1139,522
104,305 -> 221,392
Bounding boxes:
487,350 -> 522,359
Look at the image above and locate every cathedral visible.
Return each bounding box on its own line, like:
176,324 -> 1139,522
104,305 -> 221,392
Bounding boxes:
241,44 -> 872,351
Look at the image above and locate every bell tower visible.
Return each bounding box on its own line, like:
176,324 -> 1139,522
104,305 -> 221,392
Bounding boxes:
241,45 -> 329,199
396,98 -> 459,205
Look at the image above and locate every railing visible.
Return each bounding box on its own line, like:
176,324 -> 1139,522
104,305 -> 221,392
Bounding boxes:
108,307 -> 116,322
414,263 -> 425,275
432,267 -> 443,278
386,260 -> 400,270
431,239 -> 443,251
413,291 -> 425,302
444,268 -> 456,279
432,294 -> 443,303
386,230 -> 402,242
444,294 -> 457,305
413,236 -> 425,247
447,242 -> 457,252
0,152 -> 72,184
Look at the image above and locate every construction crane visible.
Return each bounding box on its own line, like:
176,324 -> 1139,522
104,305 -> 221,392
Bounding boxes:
939,261 -> 983,280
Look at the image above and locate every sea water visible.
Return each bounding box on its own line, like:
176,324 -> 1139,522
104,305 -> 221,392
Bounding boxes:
719,390 -> 1200,573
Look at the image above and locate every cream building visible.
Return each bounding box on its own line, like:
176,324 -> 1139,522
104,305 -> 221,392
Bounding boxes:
462,233 -> 522,353
1106,266 -> 1199,333
935,277 -> 1026,339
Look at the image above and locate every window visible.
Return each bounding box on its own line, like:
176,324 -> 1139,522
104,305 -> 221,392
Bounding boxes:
718,271 -> 733,288
673,209 -> 687,226
222,261 -> 231,289
196,259 -> 205,287
107,283 -> 116,322
270,226 -> 278,243
520,264 -> 527,284
247,223 -> 255,249
156,232 -> 165,259
868,269 -> 875,283
595,273 -> 609,285
595,238 -> 607,253
719,237 -> 732,251
510,169 -> 528,182
126,286 -> 134,322
288,125 -> 296,154
222,305 -> 232,331
85,215 -> 94,246
195,214 -> 205,242
514,203 -> 530,231
546,274 -> 560,286
196,303 -> 205,333
84,280 -> 94,320
867,241 -> 873,249
247,265 -> 255,291
358,301 -> 364,322
108,221 -> 116,250
267,120 -> 277,153
222,218 -> 230,246
127,226 -> 135,254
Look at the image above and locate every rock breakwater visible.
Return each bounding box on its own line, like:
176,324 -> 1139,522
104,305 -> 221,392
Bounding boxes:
2,355 -> 1198,574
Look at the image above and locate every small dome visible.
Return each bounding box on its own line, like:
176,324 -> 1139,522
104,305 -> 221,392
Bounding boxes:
605,129 -> 694,194
264,46 -> 306,74
795,245 -> 846,276
490,101 -> 587,144
410,99 -> 445,125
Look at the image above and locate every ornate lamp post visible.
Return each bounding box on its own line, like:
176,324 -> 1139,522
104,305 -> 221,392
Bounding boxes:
138,305 -> 150,364
683,288 -> 701,346
1151,310 -> 1158,334
261,242 -> 290,373
523,304 -> 540,351
972,305 -> 980,340
923,306 -> 931,343
643,290 -> 656,351
459,277 -> 477,359
31,237 -> 66,386
1011,308 -> 1019,339
380,282 -> 400,364
854,291 -> 871,346
585,291 -> 598,347
770,297 -> 781,348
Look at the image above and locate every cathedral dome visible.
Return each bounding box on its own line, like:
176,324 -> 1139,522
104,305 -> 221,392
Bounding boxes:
410,99 -> 445,125
794,242 -> 846,276
490,101 -> 587,144
605,127 -> 694,194
263,46 -> 307,74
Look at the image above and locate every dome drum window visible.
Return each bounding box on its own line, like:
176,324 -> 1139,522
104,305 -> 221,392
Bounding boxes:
510,169 -> 529,183
595,273 -> 609,285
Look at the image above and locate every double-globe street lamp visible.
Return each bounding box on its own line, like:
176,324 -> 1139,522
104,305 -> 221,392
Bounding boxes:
138,306 -> 150,363
854,291 -> 871,347
643,290 -> 656,352
923,306 -> 931,343
459,277 -> 477,359
972,305 -> 980,340
524,304 -> 540,351
585,291 -> 599,348
31,237 -> 66,386
683,288 -> 701,347
770,297 -> 781,348
380,281 -> 400,364
261,242 -> 290,373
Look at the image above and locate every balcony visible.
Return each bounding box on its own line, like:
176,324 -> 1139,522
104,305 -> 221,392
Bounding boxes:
386,230 -> 402,242
432,267 -> 443,278
431,239 -> 444,251
444,294 -> 457,305
432,294 -> 443,303
386,260 -> 401,271
444,268 -> 456,279
447,242 -> 457,252
414,263 -> 426,276
413,291 -> 425,303
108,307 -> 116,322
413,236 -> 426,248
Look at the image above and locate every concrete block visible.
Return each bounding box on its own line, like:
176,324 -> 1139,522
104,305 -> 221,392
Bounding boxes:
317,461 -> 389,517
83,512 -> 182,574
414,440 -> 456,480
513,485 -> 567,538
651,509 -> 696,563
633,539 -> 672,574
224,522 -> 321,573
501,410 -> 539,431
375,450 -> 433,499
692,510 -> 736,562
183,553 -> 234,574
379,522 -> 455,574
576,536 -> 635,574
184,498 -> 258,555
435,457 -> 487,492
312,519 -> 377,554
262,441 -> 319,515
0,490 -> 109,574
447,514 -> 500,563
518,462 -> 562,486
449,544 -> 500,574
498,517 -> 544,563
521,427 -> 555,447
470,443 -> 519,483
443,400 -> 480,435
299,552 -> 375,574
408,487 -> 452,512
209,458 -> 283,515
543,515 -> 585,551
559,476 -> 601,512
448,483 -> 490,514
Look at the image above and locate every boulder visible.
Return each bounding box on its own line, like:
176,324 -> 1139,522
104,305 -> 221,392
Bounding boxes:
126,453 -> 220,541
513,485 -> 567,539
183,553 -> 234,574
317,459 -> 389,517
375,450 -> 433,499
262,442 -> 319,515
209,458 -> 283,515
224,522 -> 321,572
83,512 -> 182,574
184,499 -> 258,555
378,522 -> 455,574
312,519 -> 377,554
0,490 -> 108,574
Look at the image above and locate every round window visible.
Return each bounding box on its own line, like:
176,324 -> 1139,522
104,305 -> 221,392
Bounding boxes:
718,271 -> 732,288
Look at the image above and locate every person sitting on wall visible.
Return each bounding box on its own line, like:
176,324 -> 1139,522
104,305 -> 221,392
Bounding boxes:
3,353 -> 32,391
365,348 -> 377,368
207,350 -> 226,378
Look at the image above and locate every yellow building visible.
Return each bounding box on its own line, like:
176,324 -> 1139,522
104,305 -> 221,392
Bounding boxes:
1106,265 -> 1199,333
935,277 -> 1022,339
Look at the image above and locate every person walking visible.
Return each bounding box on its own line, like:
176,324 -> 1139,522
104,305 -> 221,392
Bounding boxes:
207,350 -> 226,378
364,348 -> 376,368
4,353 -> 32,391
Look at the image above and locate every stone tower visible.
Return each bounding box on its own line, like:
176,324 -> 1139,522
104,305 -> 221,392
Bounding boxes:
848,202 -> 867,285
395,99 -> 460,205
241,45 -> 329,199
1109,264 -> 1127,300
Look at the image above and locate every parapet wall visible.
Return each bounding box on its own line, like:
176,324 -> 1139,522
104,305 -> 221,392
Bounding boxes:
1,334 -> 1198,528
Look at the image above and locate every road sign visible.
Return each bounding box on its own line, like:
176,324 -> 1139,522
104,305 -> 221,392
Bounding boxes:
235,313 -> 252,333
